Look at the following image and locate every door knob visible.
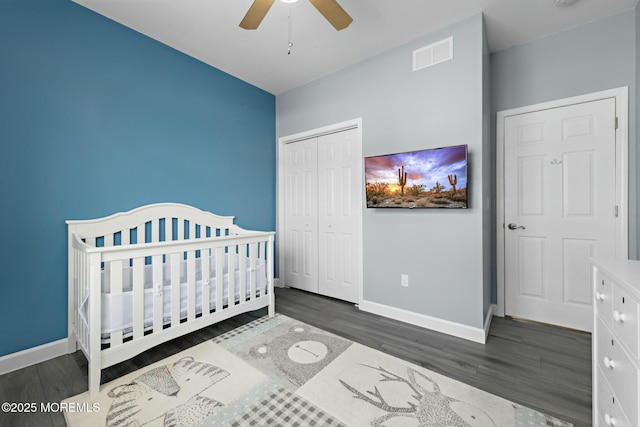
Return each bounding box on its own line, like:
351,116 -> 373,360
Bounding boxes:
508,223 -> 526,230
613,310 -> 626,323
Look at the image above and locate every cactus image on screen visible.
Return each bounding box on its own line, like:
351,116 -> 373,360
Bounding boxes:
398,165 -> 407,195
448,174 -> 457,195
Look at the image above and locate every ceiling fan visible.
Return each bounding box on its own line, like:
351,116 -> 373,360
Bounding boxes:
240,0 -> 353,31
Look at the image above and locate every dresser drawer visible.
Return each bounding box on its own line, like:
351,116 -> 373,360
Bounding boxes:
596,368 -> 631,427
595,271 -> 614,325
596,319 -> 639,426
612,285 -> 639,359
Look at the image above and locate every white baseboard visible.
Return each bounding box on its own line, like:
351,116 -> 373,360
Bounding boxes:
484,304 -> 496,342
274,278 -> 283,288
0,339 -> 68,376
359,300 -> 490,344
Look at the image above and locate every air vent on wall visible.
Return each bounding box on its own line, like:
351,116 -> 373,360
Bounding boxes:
413,36 -> 453,72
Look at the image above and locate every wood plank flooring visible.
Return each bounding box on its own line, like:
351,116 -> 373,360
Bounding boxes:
0,287 -> 592,426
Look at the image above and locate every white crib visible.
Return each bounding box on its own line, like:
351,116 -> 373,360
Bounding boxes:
66,203 -> 275,395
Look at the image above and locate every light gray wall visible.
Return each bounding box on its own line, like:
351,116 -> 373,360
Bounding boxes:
482,19 -> 493,319
491,9 -> 637,263
277,14 -> 489,328
637,5 -> 640,259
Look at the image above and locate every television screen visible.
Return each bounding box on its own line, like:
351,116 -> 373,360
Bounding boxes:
364,144 -> 468,209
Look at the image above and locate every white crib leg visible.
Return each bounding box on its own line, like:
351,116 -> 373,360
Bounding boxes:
88,362 -> 101,397
268,291 -> 275,318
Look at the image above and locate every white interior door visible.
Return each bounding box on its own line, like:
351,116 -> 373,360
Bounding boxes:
504,98 -> 617,332
284,138 -> 318,293
317,128 -> 360,303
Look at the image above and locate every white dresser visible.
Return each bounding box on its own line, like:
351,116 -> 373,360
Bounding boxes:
592,259 -> 640,427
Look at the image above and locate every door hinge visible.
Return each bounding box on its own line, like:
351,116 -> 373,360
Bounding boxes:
615,205 -> 619,217
615,117 -> 619,130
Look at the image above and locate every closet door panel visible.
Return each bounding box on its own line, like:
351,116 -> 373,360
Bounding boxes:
318,128 -> 360,303
284,138 -> 319,293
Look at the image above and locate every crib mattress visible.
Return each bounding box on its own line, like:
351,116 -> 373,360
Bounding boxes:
78,255 -> 266,339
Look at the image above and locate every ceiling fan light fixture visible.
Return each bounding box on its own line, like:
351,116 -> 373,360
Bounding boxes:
280,0 -> 299,3
240,0 -> 352,31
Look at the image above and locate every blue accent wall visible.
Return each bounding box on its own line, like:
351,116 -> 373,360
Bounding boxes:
0,0 -> 275,357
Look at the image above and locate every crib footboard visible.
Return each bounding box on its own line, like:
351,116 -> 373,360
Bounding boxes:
67,203 -> 275,395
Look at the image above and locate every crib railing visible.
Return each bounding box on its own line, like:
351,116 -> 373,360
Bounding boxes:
69,230 -> 274,394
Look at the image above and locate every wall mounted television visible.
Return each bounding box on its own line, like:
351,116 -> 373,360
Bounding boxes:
364,144 -> 468,209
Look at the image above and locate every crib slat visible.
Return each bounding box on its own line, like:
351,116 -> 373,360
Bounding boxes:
201,249 -> 211,314
238,244 -> 247,304
189,221 -> 196,241
81,249 -> 88,351
187,251 -> 196,321
109,260 -> 123,347
152,255 -> 163,333
104,234 -> 113,248
132,258 -> 144,340
249,243 -> 257,300
150,219 -> 159,243
121,230 -> 130,268
136,224 -> 145,244
121,228 -> 130,245
170,253 -> 180,327
81,249 -> 89,350
215,247 -> 224,311
227,247 -> 236,307
177,219 -> 184,241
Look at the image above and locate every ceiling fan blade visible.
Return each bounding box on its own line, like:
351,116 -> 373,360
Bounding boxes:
308,0 -> 353,31
239,0 -> 276,30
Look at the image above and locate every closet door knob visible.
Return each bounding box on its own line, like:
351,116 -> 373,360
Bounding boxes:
603,356 -> 616,369
604,413 -> 617,426
613,310 -> 626,323
595,291 -> 605,302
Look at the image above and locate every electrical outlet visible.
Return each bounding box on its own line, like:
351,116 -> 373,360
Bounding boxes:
401,274 -> 409,287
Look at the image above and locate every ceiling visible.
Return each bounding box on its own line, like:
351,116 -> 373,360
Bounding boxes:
72,0 -> 639,95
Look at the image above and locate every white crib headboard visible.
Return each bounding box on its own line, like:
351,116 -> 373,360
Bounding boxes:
66,203 -> 239,247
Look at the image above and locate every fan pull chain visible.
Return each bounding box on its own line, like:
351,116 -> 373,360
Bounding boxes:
288,8 -> 294,55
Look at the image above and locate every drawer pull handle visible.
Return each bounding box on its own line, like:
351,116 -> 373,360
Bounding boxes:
604,413 -> 617,426
613,310 -> 626,323
595,291 -> 605,302
603,356 -> 616,369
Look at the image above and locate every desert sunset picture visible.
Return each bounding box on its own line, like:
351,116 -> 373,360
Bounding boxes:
365,145 -> 468,208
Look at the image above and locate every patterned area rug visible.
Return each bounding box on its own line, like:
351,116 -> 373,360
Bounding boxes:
64,314 -> 573,426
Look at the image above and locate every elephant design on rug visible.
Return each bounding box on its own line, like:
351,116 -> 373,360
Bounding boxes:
340,364 -> 497,427
105,356 -> 229,427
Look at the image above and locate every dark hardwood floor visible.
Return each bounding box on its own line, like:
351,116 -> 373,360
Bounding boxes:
0,287 -> 592,426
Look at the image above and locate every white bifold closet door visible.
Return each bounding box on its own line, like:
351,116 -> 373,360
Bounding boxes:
284,137 -> 318,294
284,128 -> 360,303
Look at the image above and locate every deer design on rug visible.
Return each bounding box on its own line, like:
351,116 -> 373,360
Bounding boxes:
340,364 -> 497,426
